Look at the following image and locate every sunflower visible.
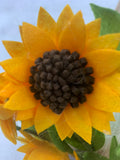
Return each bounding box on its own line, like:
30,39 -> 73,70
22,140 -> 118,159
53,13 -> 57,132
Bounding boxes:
1,5 -> 120,144
0,73 -> 17,144
17,131 -> 78,160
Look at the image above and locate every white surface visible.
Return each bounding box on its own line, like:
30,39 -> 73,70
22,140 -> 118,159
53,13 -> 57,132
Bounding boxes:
0,0 -> 118,159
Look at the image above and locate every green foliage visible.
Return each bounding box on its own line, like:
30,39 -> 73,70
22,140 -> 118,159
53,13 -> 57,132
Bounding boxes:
90,3 -> 120,35
91,128 -> 105,151
83,152 -> 108,160
47,125 -> 73,153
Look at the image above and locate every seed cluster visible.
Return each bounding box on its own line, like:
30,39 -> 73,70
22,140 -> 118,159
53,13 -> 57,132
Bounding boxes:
29,50 -> 95,114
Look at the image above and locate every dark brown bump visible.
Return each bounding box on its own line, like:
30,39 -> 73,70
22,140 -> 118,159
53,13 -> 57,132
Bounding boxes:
29,50 -> 95,114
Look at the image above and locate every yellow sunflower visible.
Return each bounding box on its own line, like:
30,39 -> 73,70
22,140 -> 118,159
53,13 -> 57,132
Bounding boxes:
17,131 -> 79,160
0,73 -> 17,144
1,5 -> 120,144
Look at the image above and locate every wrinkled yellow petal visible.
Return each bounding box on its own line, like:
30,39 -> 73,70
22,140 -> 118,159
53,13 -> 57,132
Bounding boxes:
34,105 -> 56,134
86,18 -> 101,42
23,154 -> 30,160
21,119 -> 34,130
87,81 -> 120,112
37,7 -> 56,41
0,104 -> 14,120
2,41 -> 27,57
0,57 -> 32,83
22,22 -> 56,59
16,108 -> 36,121
1,117 -> 17,144
87,106 -> 112,134
4,86 -> 38,110
86,49 -> 120,77
103,72 -> 120,95
59,11 -> 85,54
86,33 -> 120,52
64,104 -> 92,144
57,5 -> 73,38
17,143 -> 37,153
55,114 -> 73,140
28,146 -> 69,160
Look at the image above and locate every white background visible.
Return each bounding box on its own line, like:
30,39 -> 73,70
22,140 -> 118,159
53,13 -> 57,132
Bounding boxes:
0,0 -> 119,159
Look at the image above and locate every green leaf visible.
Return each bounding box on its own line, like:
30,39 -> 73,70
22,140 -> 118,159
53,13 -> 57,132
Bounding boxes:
65,133 -> 92,151
90,3 -> 120,36
116,145 -> 120,158
47,125 -> 73,153
109,136 -> 119,160
91,128 -> 105,151
83,152 -> 108,160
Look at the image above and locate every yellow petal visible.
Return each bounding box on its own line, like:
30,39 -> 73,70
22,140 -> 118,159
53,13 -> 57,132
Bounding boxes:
103,72 -> 120,95
23,154 -> 30,160
2,41 -> 27,58
19,25 -> 24,42
34,105 -> 56,134
21,119 -> 34,130
0,57 -> 32,83
1,117 -> 17,144
87,106 -> 112,134
0,82 -> 20,100
28,146 -> 69,160
22,22 -> 56,59
59,11 -> 85,54
0,72 -> 8,90
4,86 -> 38,110
86,81 -> 120,112
0,104 -> 14,120
16,108 -> 36,121
86,33 -> 120,52
73,151 -> 79,160
86,49 -> 120,77
57,5 -> 73,38
55,114 -> 73,140
64,104 -> 92,144
37,7 -> 56,41
17,143 -> 37,153
86,18 -> 101,42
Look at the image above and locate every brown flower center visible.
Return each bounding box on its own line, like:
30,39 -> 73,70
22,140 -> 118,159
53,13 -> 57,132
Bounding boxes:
29,50 -> 95,114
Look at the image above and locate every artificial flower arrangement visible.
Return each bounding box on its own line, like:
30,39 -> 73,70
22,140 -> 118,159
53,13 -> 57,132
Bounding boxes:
1,2 -> 120,160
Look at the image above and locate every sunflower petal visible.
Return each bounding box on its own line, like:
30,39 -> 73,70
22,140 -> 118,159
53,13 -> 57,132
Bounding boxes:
19,25 -> 23,41
87,106 -> 111,134
55,114 -> 73,140
59,11 -> 85,53
37,7 -> 56,41
0,83 -> 19,100
86,33 -> 120,52
86,81 -> 120,112
1,117 -> 17,144
103,72 -> 120,95
2,41 -> 27,58
86,18 -> 101,42
0,57 -> 32,82
0,104 -> 14,120
0,72 -> 8,90
16,108 -> 35,121
17,143 -> 37,153
86,49 -> 120,77
4,86 -> 37,110
73,151 -> 79,160
22,22 -> 56,59
64,104 -> 92,144
57,5 -> 73,38
35,105 -> 54,134
21,119 -> 34,130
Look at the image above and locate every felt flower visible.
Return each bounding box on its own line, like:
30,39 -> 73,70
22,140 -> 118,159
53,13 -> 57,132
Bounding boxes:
1,5 -> 120,144
17,131 -> 78,160
0,73 -> 17,144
